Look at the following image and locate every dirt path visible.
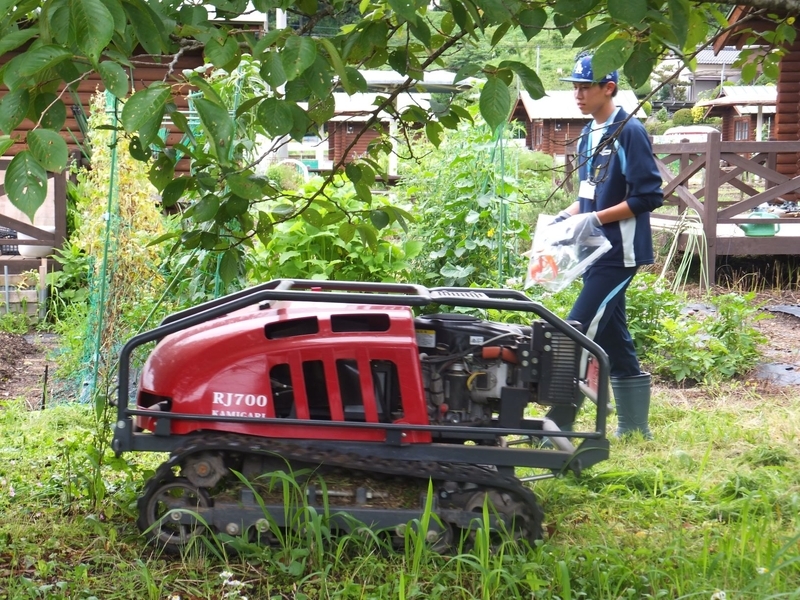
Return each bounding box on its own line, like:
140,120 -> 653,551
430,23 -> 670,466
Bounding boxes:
0,333 -> 60,409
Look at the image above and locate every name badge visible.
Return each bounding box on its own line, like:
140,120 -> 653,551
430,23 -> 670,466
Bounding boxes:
579,179 -> 596,200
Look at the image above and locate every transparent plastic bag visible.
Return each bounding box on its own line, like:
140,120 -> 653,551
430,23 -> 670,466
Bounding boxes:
524,213 -> 612,292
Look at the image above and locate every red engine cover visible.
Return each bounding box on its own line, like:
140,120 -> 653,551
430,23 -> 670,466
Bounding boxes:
136,300 -> 431,443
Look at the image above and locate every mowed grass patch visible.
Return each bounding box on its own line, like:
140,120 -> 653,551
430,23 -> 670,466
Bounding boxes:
0,385 -> 798,599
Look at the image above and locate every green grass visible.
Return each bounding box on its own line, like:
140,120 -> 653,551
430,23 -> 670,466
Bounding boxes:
0,382 -> 799,599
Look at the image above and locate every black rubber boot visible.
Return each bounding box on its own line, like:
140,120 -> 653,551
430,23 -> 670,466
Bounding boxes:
611,373 -> 652,439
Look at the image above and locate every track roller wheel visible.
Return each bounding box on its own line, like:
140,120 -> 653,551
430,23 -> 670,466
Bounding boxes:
464,489 -> 543,546
137,476 -> 211,553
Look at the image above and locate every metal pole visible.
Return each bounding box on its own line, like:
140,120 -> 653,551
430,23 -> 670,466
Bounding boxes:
3,265 -> 9,314
39,258 -> 47,321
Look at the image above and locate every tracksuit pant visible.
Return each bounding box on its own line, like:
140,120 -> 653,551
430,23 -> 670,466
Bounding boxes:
548,264 -> 641,427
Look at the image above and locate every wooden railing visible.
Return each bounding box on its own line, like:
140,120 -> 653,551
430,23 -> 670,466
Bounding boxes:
652,132 -> 800,283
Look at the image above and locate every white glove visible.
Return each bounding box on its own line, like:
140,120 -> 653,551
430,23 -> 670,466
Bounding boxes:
554,212 -> 604,246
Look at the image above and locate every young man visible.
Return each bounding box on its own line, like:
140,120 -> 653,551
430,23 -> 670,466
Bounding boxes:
550,54 -> 664,438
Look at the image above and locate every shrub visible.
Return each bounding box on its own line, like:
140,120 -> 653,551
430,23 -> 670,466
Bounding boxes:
626,273 -> 683,356
644,292 -> 767,384
672,109 -> 694,126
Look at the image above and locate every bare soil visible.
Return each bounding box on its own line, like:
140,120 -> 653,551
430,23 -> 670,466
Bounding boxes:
0,291 -> 798,410
0,332 -> 60,409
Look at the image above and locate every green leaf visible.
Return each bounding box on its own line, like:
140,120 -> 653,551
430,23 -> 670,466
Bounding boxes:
0,89 -> 30,133
0,27 -> 39,56
370,209 -> 390,230
608,0 -> 646,26
259,50 -> 287,88
552,12 -> 573,37
338,221 -> 356,244
357,224 -> 378,251
224,195 -> 249,217
623,45 -> 656,89
148,153 -> 174,191
573,22 -> 614,49
227,173 -> 264,200
345,163 -> 361,183
194,97 -> 235,162
219,248 -> 239,285
70,0 -> 114,63
304,56 -> 332,100
387,0 -> 418,23
479,76 -> 511,132
121,83 -> 171,135
5,151 -> 48,222
302,207 -> 323,228
128,136 -> 152,161
186,73 -> 226,107
591,38 -> 632,81
138,111 -> 165,148
441,12 -> 454,35
256,98 -> 294,137
668,0 -> 690,50
98,61 -> 129,98
161,177 -> 189,207
517,7 -> 546,40
205,33 -> 241,69
318,37 -> 352,95
193,194 -> 220,222
454,63 -> 481,84
122,0 -> 167,55
553,0 -> 599,20
256,211 -> 273,246
354,181 -> 372,203
287,103 -> 311,142
281,35 -> 317,81
3,45 -> 73,89
105,0 -> 127,34
408,17 -> 431,47
499,60 -> 545,99
741,61 -> 757,83
425,121 -> 442,147
686,10 -> 709,50
0,135 -> 13,156
27,129 -> 68,172
307,93 -> 335,125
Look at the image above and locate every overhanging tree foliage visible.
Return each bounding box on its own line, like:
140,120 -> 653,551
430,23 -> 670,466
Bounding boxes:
0,0 -> 795,280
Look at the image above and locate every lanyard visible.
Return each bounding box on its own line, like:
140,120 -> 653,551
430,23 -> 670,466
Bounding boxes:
586,109 -> 619,180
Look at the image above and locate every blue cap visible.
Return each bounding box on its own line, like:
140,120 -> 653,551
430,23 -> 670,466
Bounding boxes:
560,55 -> 618,84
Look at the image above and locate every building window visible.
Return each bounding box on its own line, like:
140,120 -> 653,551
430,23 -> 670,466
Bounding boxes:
533,123 -> 543,148
734,118 -> 750,141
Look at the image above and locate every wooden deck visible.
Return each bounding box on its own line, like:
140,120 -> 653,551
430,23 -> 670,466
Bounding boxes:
651,132 -> 800,284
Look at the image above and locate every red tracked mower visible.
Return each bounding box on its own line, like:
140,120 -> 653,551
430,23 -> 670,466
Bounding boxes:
112,280 -> 610,552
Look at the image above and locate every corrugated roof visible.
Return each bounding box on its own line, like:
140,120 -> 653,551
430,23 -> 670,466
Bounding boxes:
695,47 -> 741,65
330,92 -> 431,121
718,85 -> 776,102
354,70 -> 477,92
518,90 -> 646,120
696,86 -> 776,109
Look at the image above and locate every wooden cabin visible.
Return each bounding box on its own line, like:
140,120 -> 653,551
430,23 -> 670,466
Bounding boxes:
513,90 -> 646,156
696,86 -> 776,141
713,6 -> 800,179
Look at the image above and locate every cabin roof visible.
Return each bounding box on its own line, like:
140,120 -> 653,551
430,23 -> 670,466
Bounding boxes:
518,90 -> 646,120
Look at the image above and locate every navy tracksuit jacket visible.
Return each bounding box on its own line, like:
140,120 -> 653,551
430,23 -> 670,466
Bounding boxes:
571,107 -> 664,379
